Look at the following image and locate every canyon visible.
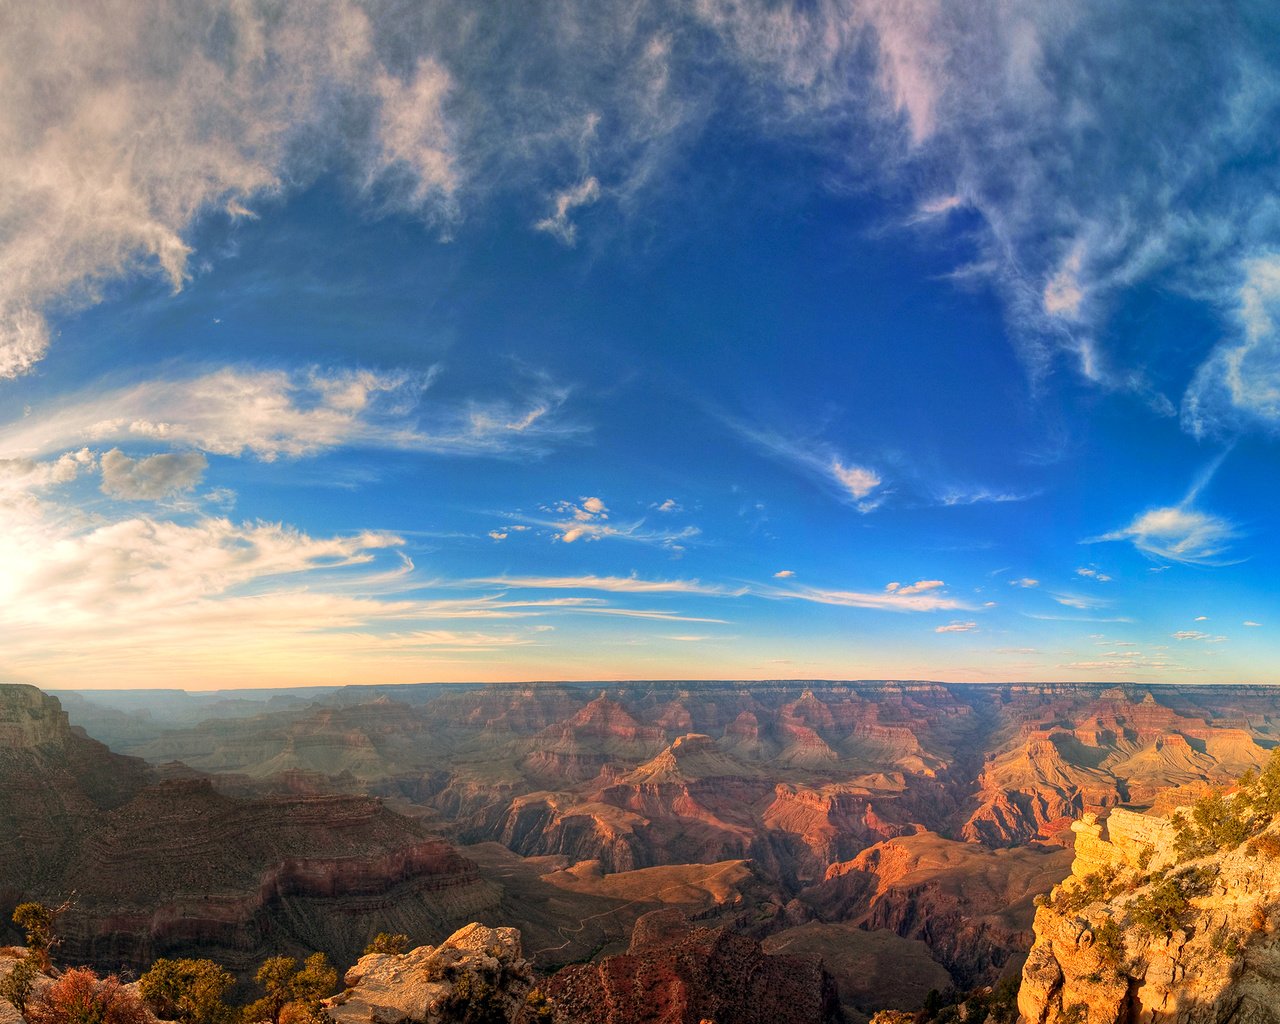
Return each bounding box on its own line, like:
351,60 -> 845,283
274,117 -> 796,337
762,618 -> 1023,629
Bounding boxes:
5,680 -> 1280,1022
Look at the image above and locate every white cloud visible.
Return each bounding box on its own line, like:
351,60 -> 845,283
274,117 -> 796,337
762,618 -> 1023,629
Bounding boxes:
885,579 -> 943,595
471,574 -> 739,596
1243,620 -> 1261,627
0,367 -> 576,462
0,1 -> 464,378
488,530 -> 509,541
1009,577 -> 1039,588
1075,567 -> 1112,582
100,449 -> 207,500
768,581 -> 967,613
1171,631 -> 1228,642
727,420 -> 883,510
524,498 -> 697,549
939,486 -> 1035,506
1194,615 -> 1209,621
829,458 -> 881,500
1184,254 -> 1280,437
1098,504 -> 1239,565
773,569 -> 795,578
0,448 -> 94,493
653,498 -> 682,513
935,620 -> 977,633
534,177 -> 602,245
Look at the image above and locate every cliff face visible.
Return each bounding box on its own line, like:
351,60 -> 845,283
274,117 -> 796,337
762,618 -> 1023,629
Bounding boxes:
0,685 -> 499,972
1018,808 -> 1280,1024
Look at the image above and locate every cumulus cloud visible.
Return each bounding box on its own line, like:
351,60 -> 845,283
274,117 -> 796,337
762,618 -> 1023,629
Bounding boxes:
773,569 -> 795,578
0,449 -> 95,493
1244,620 -> 1261,627
1009,577 -> 1039,588
0,366 -> 577,461
1075,567 -> 1112,582
100,449 -> 207,500
936,620 -> 977,633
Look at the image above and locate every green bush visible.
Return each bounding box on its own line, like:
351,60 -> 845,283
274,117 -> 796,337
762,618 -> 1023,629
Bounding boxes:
362,934 -> 411,956
139,958 -> 236,1024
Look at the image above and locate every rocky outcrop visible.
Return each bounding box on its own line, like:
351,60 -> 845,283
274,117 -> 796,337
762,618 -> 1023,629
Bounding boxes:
1018,808 -> 1280,1024
548,908 -> 840,1024
327,923 -> 538,1024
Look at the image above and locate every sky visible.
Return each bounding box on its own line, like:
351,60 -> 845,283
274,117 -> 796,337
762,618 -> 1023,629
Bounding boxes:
1,0 -> 1279,689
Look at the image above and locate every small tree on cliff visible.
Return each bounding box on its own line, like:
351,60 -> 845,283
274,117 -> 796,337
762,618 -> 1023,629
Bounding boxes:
362,933 -> 410,956
140,958 -> 237,1024
243,953 -> 338,1024
25,967 -> 150,1024
12,902 -> 56,970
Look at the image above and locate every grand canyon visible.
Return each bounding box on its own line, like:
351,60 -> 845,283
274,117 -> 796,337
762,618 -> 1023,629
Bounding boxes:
4,680 -> 1280,1023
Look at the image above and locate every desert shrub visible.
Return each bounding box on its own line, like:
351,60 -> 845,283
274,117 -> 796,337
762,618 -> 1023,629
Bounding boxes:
1060,1002 -> 1088,1024
1172,789 -> 1253,857
523,988 -> 556,1024
1054,868 -> 1121,915
362,933 -> 410,956
1093,918 -> 1125,970
243,953 -> 337,1024
1127,869 -> 1212,938
140,958 -> 236,1024
0,953 -> 39,1011
1246,748 -> 1280,819
26,968 -> 149,1024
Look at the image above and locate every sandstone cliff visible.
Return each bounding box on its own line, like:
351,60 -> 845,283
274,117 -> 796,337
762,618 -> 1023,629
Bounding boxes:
1018,807 -> 1280,1024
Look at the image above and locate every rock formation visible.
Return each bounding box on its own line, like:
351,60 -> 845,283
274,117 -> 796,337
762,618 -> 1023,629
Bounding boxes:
326,923 -> 539,1024
1018,806 -> 1280,1024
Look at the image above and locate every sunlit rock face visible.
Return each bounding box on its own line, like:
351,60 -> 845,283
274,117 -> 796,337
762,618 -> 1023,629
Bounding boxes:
327,923 -> 535,1024
1018,807 -> 1280,1024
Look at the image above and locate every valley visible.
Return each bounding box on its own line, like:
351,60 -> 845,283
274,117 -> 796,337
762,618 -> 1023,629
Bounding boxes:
5,680 -> 1280,1022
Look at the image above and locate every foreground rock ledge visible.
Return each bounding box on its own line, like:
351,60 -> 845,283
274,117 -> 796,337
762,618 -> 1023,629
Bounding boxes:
326,923 -> 537,1024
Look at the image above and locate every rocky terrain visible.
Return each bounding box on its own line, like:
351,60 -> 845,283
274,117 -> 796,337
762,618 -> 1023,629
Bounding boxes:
1019,799 -> 1280,1024
548,908 -> 840,1024
0,685 -> 498,972
12,680 -> 1280,1021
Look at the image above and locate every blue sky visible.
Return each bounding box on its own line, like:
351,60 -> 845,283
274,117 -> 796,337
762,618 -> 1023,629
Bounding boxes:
0,0 -> 1277,688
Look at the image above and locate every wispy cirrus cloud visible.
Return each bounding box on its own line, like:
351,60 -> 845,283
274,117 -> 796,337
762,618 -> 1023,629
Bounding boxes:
471,574 -> 743,597
936,620 -> 977,633
765,580 -> 969,613
0,367 -> 578,462
725,420 -> 883,509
